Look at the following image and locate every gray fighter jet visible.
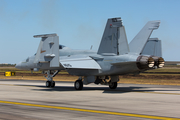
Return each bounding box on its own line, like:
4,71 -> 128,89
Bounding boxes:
15,17 -> 165,90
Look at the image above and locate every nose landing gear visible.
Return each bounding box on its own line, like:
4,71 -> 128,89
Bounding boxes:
46,81 -> 55,87
44,70 -> 59,87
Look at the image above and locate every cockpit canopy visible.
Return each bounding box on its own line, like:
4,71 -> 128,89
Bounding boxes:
59,45 -> 65,49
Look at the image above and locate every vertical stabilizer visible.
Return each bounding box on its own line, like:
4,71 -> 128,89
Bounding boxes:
129,21 -> 160,54
119,26 -> 129,54
97,17 -> 129,55
141,38 -> 162,57
33,33 -> 59,67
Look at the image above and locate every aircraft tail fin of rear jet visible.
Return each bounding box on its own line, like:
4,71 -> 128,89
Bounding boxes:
129,21 -> 160,55
141,38 -> 162,57
97,17 -> 129,55
33,33 -> 60,67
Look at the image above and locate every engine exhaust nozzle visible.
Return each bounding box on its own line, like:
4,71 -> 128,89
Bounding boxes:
152,57 -> 165,68
136,56 -> 154,70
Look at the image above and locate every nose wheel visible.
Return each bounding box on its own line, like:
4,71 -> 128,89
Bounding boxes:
46,81 -> 55,87
44,70 -> 59,88
46,81 -> 51,87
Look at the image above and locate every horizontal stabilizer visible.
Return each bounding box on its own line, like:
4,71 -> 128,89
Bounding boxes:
60,56 -> 101,69
129,21 -> 160,54
165,61 -> 180,65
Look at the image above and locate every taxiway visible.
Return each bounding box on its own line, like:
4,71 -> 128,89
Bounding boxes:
0,79 -> 180,120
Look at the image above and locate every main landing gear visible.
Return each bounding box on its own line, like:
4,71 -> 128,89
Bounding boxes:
44,70 -> 59,87
109,81 -> 117,89
94,76 -> 118,89
73,76 -> 118,90
74,79 -> 83,90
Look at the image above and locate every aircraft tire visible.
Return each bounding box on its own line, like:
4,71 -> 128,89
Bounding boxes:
109,82 -> 117,89
51,81 -> 55,87
46,81 -> 51,87
74,80 -> 83,90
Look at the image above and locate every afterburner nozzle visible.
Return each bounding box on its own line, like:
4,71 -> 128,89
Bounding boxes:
152,57 -> 165,68
136,56 -> 154,70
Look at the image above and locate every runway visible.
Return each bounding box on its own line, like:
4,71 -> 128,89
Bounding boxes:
0,79 -> 180,120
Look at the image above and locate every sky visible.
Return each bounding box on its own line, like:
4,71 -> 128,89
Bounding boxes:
0,0 -> 180,64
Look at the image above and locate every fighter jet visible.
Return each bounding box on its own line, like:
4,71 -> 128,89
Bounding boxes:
15,17 -> 165,90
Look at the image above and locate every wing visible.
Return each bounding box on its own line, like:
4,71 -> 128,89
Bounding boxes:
60,55 -> 101,69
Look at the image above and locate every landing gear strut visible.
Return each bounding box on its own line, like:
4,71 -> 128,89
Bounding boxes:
95,76 -> 118,89
44,70 -> 59,87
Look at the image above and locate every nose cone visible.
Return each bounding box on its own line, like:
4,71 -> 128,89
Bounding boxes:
15,63 -> 21,69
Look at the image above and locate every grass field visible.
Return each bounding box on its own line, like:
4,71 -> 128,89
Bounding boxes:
1,66 -> 180,86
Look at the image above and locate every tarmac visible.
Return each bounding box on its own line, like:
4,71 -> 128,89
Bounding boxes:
0,79 -> 180,120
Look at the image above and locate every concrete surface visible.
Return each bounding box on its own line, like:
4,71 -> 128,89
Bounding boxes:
0,79 -> 180,120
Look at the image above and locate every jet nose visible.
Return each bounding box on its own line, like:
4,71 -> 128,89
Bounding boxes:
15,63 -> 21,69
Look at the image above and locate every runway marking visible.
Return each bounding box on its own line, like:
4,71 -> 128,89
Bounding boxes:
0,100 -> 180,120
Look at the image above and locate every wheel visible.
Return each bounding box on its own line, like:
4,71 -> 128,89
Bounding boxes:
46,81 -> 51,87
109,82 -> 117,89
74,80 -> 83,90
51,81 -> 55,87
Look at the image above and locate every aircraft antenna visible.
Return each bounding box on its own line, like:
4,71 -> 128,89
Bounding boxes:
90,45 -> 93,50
